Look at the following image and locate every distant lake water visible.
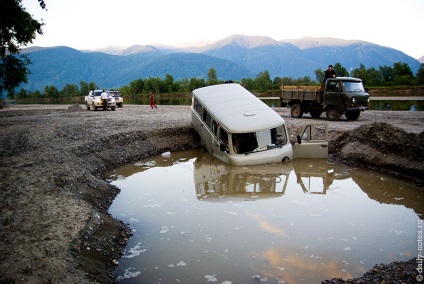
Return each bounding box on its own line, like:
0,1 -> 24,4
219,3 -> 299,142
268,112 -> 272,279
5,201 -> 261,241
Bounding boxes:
10,92 -> 424,111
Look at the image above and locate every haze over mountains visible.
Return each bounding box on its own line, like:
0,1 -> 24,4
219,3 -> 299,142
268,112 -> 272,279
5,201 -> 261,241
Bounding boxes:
21,35 -> 422,92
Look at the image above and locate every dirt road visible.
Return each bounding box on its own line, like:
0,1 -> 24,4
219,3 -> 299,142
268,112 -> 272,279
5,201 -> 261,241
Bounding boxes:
0,104 -> 423,283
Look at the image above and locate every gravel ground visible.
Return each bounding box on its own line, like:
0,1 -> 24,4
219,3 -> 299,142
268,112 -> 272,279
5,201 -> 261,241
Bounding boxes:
0,104 -> 423,283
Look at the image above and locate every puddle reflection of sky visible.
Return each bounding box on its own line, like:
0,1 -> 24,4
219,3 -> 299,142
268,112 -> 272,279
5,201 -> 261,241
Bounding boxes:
108,150 -> 422,284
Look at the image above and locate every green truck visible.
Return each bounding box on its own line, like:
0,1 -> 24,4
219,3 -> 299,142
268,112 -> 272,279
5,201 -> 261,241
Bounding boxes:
280,77 -> 370,120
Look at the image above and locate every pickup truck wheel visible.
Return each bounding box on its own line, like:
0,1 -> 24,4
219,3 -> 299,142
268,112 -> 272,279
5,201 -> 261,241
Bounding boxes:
291,104 -> 303,118
85,102 -> 91,111
310,110 -> 321,118
92,103 -> 97,111
326,107 -> 341,121
111,107 -> 116,111
345,110 -> 360,121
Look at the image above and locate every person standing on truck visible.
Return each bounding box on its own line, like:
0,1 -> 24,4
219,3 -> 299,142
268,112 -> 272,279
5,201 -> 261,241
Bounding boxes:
101,90 -> 108,110
149,91 -> 157,109
323,65 -> 336,83
318,65 -> 337,102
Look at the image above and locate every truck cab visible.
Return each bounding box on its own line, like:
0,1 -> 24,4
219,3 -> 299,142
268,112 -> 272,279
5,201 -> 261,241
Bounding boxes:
323,77 -> 370,120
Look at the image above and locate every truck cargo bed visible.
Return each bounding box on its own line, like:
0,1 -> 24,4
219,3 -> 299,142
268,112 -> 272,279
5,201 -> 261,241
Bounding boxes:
281,86 -> 322,102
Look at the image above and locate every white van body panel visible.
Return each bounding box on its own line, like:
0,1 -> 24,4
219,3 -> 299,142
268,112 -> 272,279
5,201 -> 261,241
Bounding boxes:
193,84 -> 283,133
228,143 -> 294,165
191,83 -> 293,165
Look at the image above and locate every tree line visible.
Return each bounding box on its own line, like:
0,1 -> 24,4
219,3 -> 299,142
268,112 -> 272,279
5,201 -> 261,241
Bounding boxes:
12,61 -> 424,101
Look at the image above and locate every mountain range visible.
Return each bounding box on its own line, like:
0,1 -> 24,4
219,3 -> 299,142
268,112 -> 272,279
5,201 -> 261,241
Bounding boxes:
20,35 -> 422,92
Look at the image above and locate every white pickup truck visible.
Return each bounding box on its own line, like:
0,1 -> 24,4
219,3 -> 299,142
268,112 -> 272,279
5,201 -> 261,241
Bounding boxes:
85,90 -> 116,111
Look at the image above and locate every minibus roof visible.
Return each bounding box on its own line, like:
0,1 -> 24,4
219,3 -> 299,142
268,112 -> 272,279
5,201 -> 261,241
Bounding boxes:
192,83 -> 284,133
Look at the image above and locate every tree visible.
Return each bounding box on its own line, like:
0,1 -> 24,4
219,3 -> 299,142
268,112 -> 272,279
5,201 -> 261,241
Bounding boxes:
416,63 -> 424,85
350,64 -> 369,84
315,69 -> 324,83
207,68 -> 218,86
188,78 -> 205,91
379,65 -> 393,84
79,81 -> 98,96
44,85 -> 59,98
293,76 -> 314,86
177,78 -> 190,93
16,88 -> 28,99
164,74 -> 174,93
366,67 -> 382,86
31,89 -> 41,98
254,71 -> 272,91
240,78 -> 254,90
129,79 -> 144,97
333,63 -> 349,77
0,55 -> 30,99
392,62 -> 413,78
61,84 -> 79,97
0,0 -> 46,97
273,77 -> 284,89
144,77 -> 162,94
116,85 -> 127,95
392,62 -> 413,85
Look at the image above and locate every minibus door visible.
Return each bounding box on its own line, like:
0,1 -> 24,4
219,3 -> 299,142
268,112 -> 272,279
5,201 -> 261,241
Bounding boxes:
212,126 -> 230,164
293,123 -> 328,159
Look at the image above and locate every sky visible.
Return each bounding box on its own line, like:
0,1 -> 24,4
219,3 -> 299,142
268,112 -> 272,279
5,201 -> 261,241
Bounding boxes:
22,0 -> 424,59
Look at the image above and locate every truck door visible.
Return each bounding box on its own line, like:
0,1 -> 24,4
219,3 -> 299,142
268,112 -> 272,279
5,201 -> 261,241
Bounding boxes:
293,123 -> 328,159
324,81 -> 344,111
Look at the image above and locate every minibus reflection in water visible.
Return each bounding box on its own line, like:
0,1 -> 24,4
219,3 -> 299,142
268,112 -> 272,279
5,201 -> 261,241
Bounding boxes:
191,83 -> 292,166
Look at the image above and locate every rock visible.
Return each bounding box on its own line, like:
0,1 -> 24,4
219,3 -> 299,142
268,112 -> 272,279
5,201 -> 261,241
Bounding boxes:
66,104 -> 84,112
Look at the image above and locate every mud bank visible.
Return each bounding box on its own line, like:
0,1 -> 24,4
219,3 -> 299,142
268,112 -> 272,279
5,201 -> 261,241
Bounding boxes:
0,105 -> 422,283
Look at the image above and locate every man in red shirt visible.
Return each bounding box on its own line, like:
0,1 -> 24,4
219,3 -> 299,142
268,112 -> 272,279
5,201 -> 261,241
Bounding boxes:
149,91 -> 157,109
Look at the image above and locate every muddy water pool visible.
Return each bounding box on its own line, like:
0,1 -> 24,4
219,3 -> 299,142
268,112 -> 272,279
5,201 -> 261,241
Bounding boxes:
107,149 -> 423,283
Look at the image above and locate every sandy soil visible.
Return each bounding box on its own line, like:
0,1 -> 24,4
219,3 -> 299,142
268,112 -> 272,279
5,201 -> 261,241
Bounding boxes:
0,104 -> 423,283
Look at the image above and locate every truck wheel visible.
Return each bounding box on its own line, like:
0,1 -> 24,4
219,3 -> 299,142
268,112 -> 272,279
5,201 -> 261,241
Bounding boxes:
85,102 -> 90,111
92,103 -> 97,111
310,110 -> 321,118
345,110 -> 360,121
291,104 -> 303,118
326,107 -> 341,121
111,107 -> 116,111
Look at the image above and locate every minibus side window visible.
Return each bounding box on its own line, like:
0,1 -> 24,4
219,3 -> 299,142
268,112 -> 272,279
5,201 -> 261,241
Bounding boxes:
194,98 -> 203,115
192,97 -> 196,109
202,110 -> 212,129
212,120 -> 218,136
219,128 -> 229,152
300,125 -> 326,141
